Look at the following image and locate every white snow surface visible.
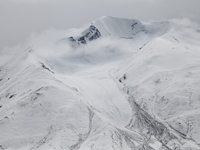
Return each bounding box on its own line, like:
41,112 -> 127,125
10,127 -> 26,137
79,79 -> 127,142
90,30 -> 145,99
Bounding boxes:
0,16 -> 200,150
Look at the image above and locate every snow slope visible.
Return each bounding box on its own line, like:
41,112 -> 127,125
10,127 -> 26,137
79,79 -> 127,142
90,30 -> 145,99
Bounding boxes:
114,20 -> 200,146
0,16 -> 200,150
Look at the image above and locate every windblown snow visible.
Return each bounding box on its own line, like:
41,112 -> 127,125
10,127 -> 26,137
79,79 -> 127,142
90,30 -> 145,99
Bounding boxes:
0,16 -> 200,150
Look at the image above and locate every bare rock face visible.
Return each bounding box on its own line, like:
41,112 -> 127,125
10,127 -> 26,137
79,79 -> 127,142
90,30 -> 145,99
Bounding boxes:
69,25 -> 101,45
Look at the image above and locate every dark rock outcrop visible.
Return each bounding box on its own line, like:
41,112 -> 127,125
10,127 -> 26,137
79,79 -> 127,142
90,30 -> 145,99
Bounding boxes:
69,25 -> 101,45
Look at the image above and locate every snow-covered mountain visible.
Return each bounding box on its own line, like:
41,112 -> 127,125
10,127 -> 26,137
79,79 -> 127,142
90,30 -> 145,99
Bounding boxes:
1,16 -> 200,150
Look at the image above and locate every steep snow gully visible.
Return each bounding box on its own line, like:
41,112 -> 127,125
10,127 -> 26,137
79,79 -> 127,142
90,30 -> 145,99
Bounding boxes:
1,16 -> 200,149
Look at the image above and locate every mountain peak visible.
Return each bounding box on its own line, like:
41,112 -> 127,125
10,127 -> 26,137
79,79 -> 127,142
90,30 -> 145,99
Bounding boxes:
66,16 -> 171,46
66,16 -> 146,45
92,16 -> 143,37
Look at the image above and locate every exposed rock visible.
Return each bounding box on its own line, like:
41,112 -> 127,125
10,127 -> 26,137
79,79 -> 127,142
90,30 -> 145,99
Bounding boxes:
69,25 -> 101,45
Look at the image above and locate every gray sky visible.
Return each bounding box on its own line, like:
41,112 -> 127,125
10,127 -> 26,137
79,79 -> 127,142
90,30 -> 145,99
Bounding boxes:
0,0 -> 200,50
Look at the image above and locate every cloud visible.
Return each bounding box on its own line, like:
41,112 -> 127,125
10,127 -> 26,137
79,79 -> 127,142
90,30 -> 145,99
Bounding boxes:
169,18 -> 200,47
7,0 -> 153,3
172,18 -> 199,27
6,0 -> 57,4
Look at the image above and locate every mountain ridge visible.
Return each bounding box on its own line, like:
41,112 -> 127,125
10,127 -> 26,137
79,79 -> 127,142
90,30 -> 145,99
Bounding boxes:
0,16 -> 200,150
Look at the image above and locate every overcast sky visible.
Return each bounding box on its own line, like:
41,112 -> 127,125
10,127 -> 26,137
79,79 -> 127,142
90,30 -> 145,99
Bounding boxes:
0,0 -> 200,50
